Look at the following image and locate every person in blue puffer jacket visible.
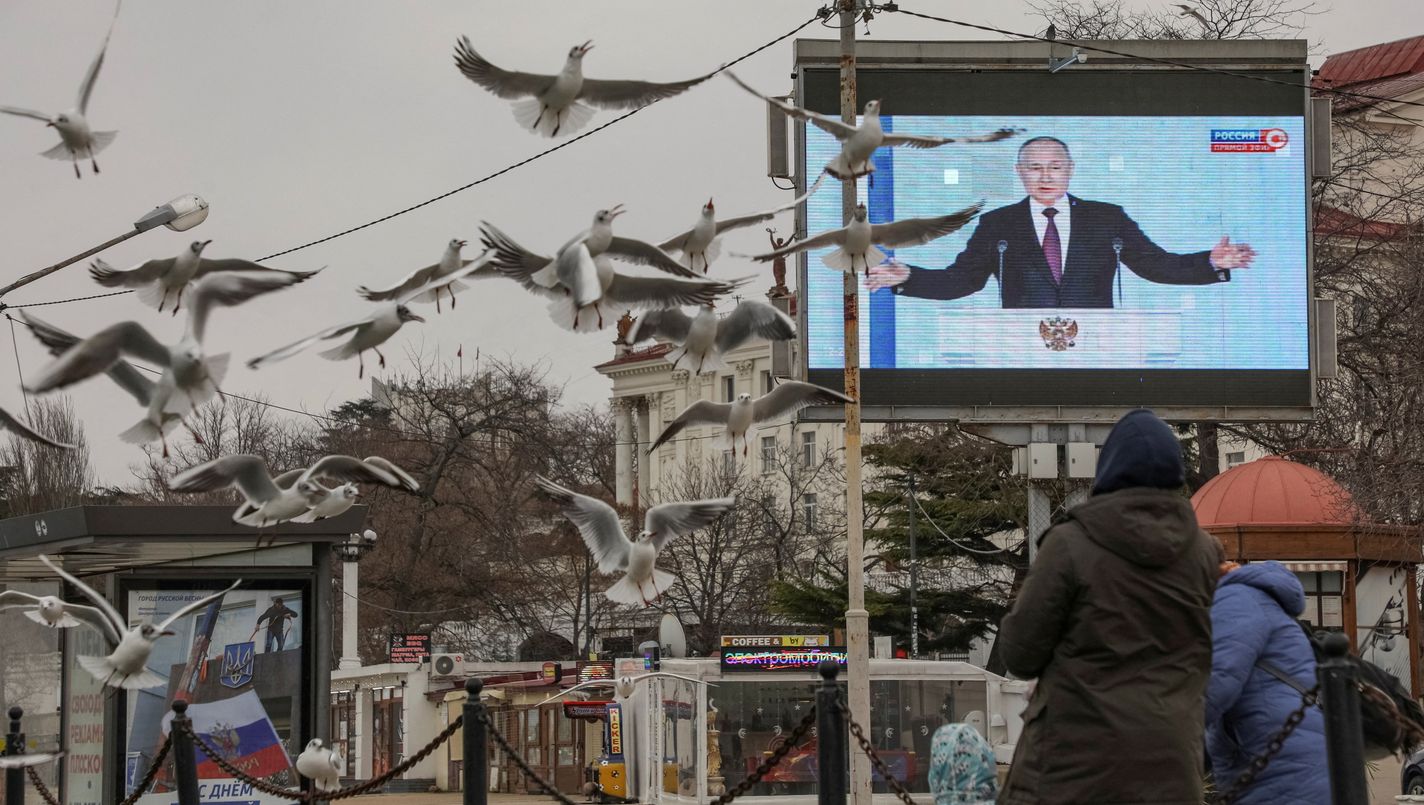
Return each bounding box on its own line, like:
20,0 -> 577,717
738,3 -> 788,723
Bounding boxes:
1205,558 -> 1329,804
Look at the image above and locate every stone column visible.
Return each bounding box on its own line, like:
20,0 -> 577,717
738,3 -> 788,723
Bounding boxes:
614,399 -> 634,507
635,398 -> 651,505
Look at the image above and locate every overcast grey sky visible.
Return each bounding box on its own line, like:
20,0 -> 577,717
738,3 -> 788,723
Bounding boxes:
0,0 -> 1413,484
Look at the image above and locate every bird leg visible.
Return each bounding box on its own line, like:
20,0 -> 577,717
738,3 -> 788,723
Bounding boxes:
91,155 -> 100,174
448,286 -> 457,309
358,352 -> 365,379
436,294 -> 442,315
596,303 -> 604,330
173,286 -> 184,316
375,348 -> 387,368
71,155 -> 81,180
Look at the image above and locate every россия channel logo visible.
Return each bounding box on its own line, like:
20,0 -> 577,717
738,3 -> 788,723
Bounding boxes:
1210,128 -> 1289,153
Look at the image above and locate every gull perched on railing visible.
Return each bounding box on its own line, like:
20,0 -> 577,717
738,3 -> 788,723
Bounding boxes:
454,37 -> 714,137
534,475 -> 734,606
0,2 -> 121,178
481,218 -> 738,332
39,554 -> 241,689
170,454 -> 418,528
743,202 -> 983,275
0,405 -> 74,450
650,381 -> 854,457
357,239 -> 496,313
726,71 -> 1020,182
626,300 -> 795,375
89,240 -> 321,315
23,271 -> 317,455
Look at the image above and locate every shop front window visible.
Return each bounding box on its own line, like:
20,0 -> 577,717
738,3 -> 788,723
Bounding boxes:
661,678 -> 701,796
868,679 -> 988,794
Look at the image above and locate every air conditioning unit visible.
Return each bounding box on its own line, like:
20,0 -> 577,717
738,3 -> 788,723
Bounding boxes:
431,653 -> 465,678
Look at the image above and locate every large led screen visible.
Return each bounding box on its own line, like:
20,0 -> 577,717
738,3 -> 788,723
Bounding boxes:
798,70 -> 1312,409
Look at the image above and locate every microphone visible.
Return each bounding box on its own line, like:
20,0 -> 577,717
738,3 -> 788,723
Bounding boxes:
1111,237 -> 1124,308
997,241 -> 1007,308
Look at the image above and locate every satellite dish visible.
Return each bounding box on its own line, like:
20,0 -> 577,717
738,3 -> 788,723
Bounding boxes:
659,613 -> 689,659
962,710 -> 987,737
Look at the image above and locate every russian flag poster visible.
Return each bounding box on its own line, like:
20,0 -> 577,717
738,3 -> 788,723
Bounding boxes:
161,690 -> 293,780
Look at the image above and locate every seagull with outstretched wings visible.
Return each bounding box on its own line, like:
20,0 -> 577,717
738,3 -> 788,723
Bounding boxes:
743,202 -> 983,275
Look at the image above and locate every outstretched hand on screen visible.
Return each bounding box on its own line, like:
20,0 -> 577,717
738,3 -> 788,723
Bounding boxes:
865,260 -> 911,292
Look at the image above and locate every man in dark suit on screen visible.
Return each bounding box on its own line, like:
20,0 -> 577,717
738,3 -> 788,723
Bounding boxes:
864,136 -> 1256,308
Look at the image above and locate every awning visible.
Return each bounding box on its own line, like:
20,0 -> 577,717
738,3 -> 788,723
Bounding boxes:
1279,560 -> 1349,573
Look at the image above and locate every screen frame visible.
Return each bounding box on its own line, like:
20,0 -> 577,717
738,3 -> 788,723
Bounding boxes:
791,40 -> 1317,424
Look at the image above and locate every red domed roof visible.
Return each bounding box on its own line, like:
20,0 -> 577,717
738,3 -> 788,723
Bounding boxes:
1191,456 -> 1357,527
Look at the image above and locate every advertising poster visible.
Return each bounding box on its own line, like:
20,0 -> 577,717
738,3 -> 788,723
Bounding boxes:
63,625 -> 110,805
122,587 -> 307,805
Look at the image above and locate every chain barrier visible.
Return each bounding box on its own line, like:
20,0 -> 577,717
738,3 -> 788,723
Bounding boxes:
119,735 -> 172,805
180,714 -> 463,802
1211,685 -> 1319,804
1356,681 -> 1424,753
480,710 -> 579,805
712,706 -> 818,805
836,699 -> 920,805
25,766 -> 61,805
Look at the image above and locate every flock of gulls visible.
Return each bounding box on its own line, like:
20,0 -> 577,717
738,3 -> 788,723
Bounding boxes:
0,14 -> 1021,761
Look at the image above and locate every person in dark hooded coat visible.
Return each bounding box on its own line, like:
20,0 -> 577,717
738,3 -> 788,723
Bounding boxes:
996,410 -> 1219,805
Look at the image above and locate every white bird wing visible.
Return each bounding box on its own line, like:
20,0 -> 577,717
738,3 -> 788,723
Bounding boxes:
193,258 -> 321,281
724,71 -> 859,139
0,106 -> 52,123
25,321 -> 168,394
64,603 -> 125,643
647,400 -> 732,453
88,257 -> 174,289
604,237 -> 702,278
453,37 -> 556,99
21,312 -> 158,407
752,381 -> 854,421
715,300 -> 796,354
626,308 -> 693,345
0,405 -> 74,450
556,242 -> 600,307
644,497 -> 736,550
153,579 -> 242,632
356,262 -> 441,302
869,203 -> 983,249
77,0 -> 121,113
169,454 -> 281,504
578,70 -> 716,111
603,273 -> 733,310
533,475 -> 632,574
186,269 -> 323,343
37,555 -> 124,641
0,590 -> 43,609
362,456 -> 419,491
247,316 -> 370,369
303,455 -> 415,491
879,127 -> 1020,148
744,228 -> 846,262
479,222 -> 560,297
712,175 -> 826,236
0,752 -> 64,770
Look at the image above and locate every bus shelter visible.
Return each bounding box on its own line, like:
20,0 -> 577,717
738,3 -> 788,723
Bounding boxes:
0,504 -> 363,805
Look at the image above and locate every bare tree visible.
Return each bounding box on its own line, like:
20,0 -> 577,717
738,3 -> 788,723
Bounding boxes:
0,396 -> 95,516
1027,0 -> 1318,40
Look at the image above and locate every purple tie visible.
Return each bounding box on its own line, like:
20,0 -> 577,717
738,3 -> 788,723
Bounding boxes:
1042,207 -> 1062,284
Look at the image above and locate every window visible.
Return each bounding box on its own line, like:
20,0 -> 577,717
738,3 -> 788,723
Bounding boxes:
1226,451 -> 1246,467
802,492 -> 818,526
761,436 -> 777,474
801,431 -> 816,467
1297,571 -> 1344,629
723,376 -> 735,402
761,370 -> 773,395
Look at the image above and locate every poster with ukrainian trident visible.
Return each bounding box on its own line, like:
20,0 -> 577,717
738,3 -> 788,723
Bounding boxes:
122,585 -> 307,805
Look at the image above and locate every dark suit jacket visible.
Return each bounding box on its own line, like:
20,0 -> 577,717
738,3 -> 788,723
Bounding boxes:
892,195 -> 1229,308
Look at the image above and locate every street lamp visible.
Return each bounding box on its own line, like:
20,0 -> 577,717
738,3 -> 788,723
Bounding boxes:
335,529 -> 377,670
0,193 -> 210,300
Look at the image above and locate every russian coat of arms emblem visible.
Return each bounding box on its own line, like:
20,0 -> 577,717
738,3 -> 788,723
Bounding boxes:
1039,317 -> 1079,351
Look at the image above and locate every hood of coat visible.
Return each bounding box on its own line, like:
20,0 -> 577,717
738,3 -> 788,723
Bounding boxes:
1091,409 -> 1186,496
1067,487 -> 1204,569
1218,560 -> 1307,616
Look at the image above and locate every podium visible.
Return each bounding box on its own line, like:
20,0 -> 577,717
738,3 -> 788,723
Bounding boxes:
916,308 -> 1185,369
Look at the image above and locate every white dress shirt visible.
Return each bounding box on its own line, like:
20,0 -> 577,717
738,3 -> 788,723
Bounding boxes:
1029,197 -> 1071,273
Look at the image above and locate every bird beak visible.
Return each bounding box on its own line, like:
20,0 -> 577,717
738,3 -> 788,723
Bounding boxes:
609,204 -> 626,219
706,198 -> 715,210
579,40 -> 594,55
161,629 -> 176,637
200,240 -> 213,249
409,313 -> 426,323
45,121 -> 55,128
457,240 -> 468,248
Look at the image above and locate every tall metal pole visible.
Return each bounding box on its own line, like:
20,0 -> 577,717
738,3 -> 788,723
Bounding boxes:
837,2 -> 871,804
6,707 -> 25,805
908,475 -> 918,659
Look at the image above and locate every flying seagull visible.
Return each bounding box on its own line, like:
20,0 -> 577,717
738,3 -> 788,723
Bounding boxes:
89,240 -> 321,315
726,71 -> 1020,181
171,454 -> 418,528
39,554 -> 241,690
656,177 -> 825,273
650,381 -> 855,456
0,404 -> 74,450
0,3 -> 121,178
235,456 -> 417,524
296,739 -> 345,792
480,221 -> 738,332
0,589 -> 109,628
357,239 -> 497,312
1174,4 -> 1212,29
247,296 -> 427,378
24,271 -> 315,455
454,37 -> 714,137
0,752 -> 65,770
534,475 -> 734,606
627,300 -> 795,375
743,202 -> 983,274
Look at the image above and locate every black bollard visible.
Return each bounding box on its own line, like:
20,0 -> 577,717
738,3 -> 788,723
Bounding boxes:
5,706 -> 24,805
463,678 -> 487,805
816,660 -> 846,805
169,701 -> 201,805
1318,632 -> 1368,805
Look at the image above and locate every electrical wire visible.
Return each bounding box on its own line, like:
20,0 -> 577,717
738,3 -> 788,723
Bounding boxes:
910,491 -> 1021,555
891,7 -> 1424,114
341,587 -> 476,616
8,316 -> 30,417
